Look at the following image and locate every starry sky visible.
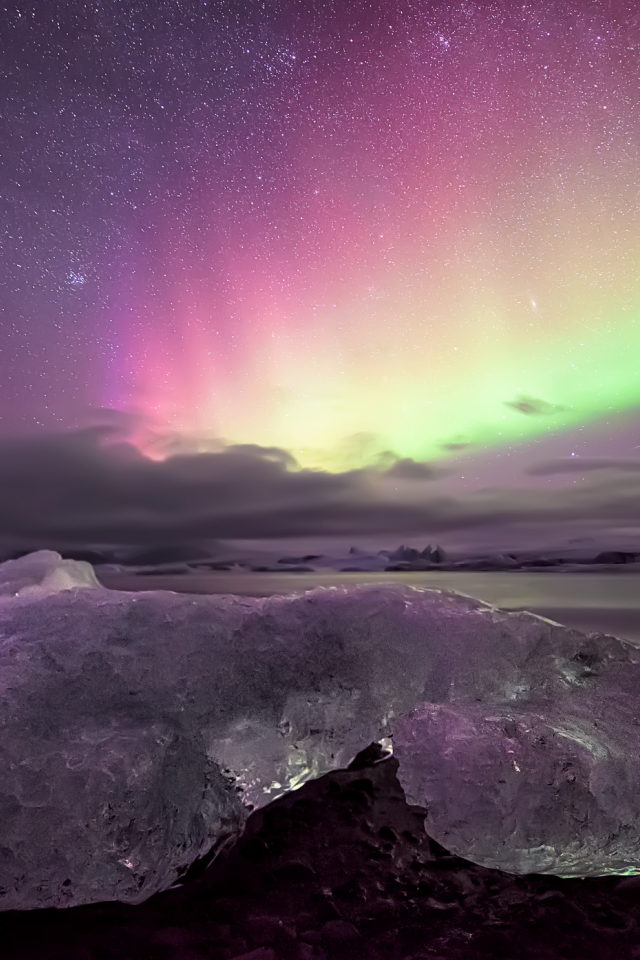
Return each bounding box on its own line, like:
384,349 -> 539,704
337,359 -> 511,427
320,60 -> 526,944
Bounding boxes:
2,0 -> 639,467
2,0 -> 640,550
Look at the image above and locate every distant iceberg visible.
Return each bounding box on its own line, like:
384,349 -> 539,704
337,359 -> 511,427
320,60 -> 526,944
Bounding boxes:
0,549 -> 100,597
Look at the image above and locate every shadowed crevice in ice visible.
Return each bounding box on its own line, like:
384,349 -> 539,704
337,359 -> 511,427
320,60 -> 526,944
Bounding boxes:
1,551 -> 640,911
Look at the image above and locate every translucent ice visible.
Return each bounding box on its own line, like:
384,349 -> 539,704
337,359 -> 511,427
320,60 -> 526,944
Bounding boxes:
1,554 -> 639,911
393,699 -> 640,877
0,550 -> 100,597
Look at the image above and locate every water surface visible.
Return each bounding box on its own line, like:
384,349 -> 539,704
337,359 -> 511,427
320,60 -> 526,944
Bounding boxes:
99,570 -> 640,646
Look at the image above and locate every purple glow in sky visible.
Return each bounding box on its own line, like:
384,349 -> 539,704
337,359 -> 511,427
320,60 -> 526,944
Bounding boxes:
1,0 -> 640,550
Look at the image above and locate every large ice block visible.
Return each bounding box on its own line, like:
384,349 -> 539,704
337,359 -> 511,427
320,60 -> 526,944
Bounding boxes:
393,699 -> 640,877
1,551 -> 639,910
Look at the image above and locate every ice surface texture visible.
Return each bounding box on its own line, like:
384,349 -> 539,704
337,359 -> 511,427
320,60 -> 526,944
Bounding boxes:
1,552 -> 640,911
394,699 -> 640,878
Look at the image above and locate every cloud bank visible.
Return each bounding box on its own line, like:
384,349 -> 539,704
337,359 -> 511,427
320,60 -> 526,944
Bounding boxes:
527,457 -> 640,475
0,427 -> 639,552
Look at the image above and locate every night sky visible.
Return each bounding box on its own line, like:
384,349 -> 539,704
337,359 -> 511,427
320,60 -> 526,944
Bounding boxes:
2,0 -> 640,549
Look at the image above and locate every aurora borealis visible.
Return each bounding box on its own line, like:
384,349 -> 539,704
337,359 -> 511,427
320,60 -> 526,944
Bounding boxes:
2,0 -> 640,471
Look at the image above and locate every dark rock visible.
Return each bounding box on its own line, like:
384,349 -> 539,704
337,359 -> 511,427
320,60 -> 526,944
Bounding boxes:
229,936 -> 251,955
244,916 -> 296,945
297,945 -> 320,959
338,786 -> 372,810
240,837 -> 271,863
321,919 -> 361,944
332,872 -> 367,902
613,876 -> 640,895
289,797 -> 323,823
225,944 -> 267,960
365,897 -> 398,920
314,894 -> 342,922
378,826 -> 398,843
347,741 -> 392,769
389,545 -> 420,562
150,926 -> 196,947
299,929 -> 323,945
273,859 -> 317,883
350,778 -> 375,797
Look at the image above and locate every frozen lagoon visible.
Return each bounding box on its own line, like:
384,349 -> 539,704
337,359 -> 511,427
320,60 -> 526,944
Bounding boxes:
99,568 -> 640,646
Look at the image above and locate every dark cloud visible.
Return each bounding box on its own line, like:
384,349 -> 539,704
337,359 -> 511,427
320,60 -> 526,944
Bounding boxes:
527,457 -> 640,475
2,428 -> 640,550
384,458 -> 442,480
504,395 -> 567,416
440,441 -> 473,452
79,408 -> 146,437
0,428 -> 434,545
